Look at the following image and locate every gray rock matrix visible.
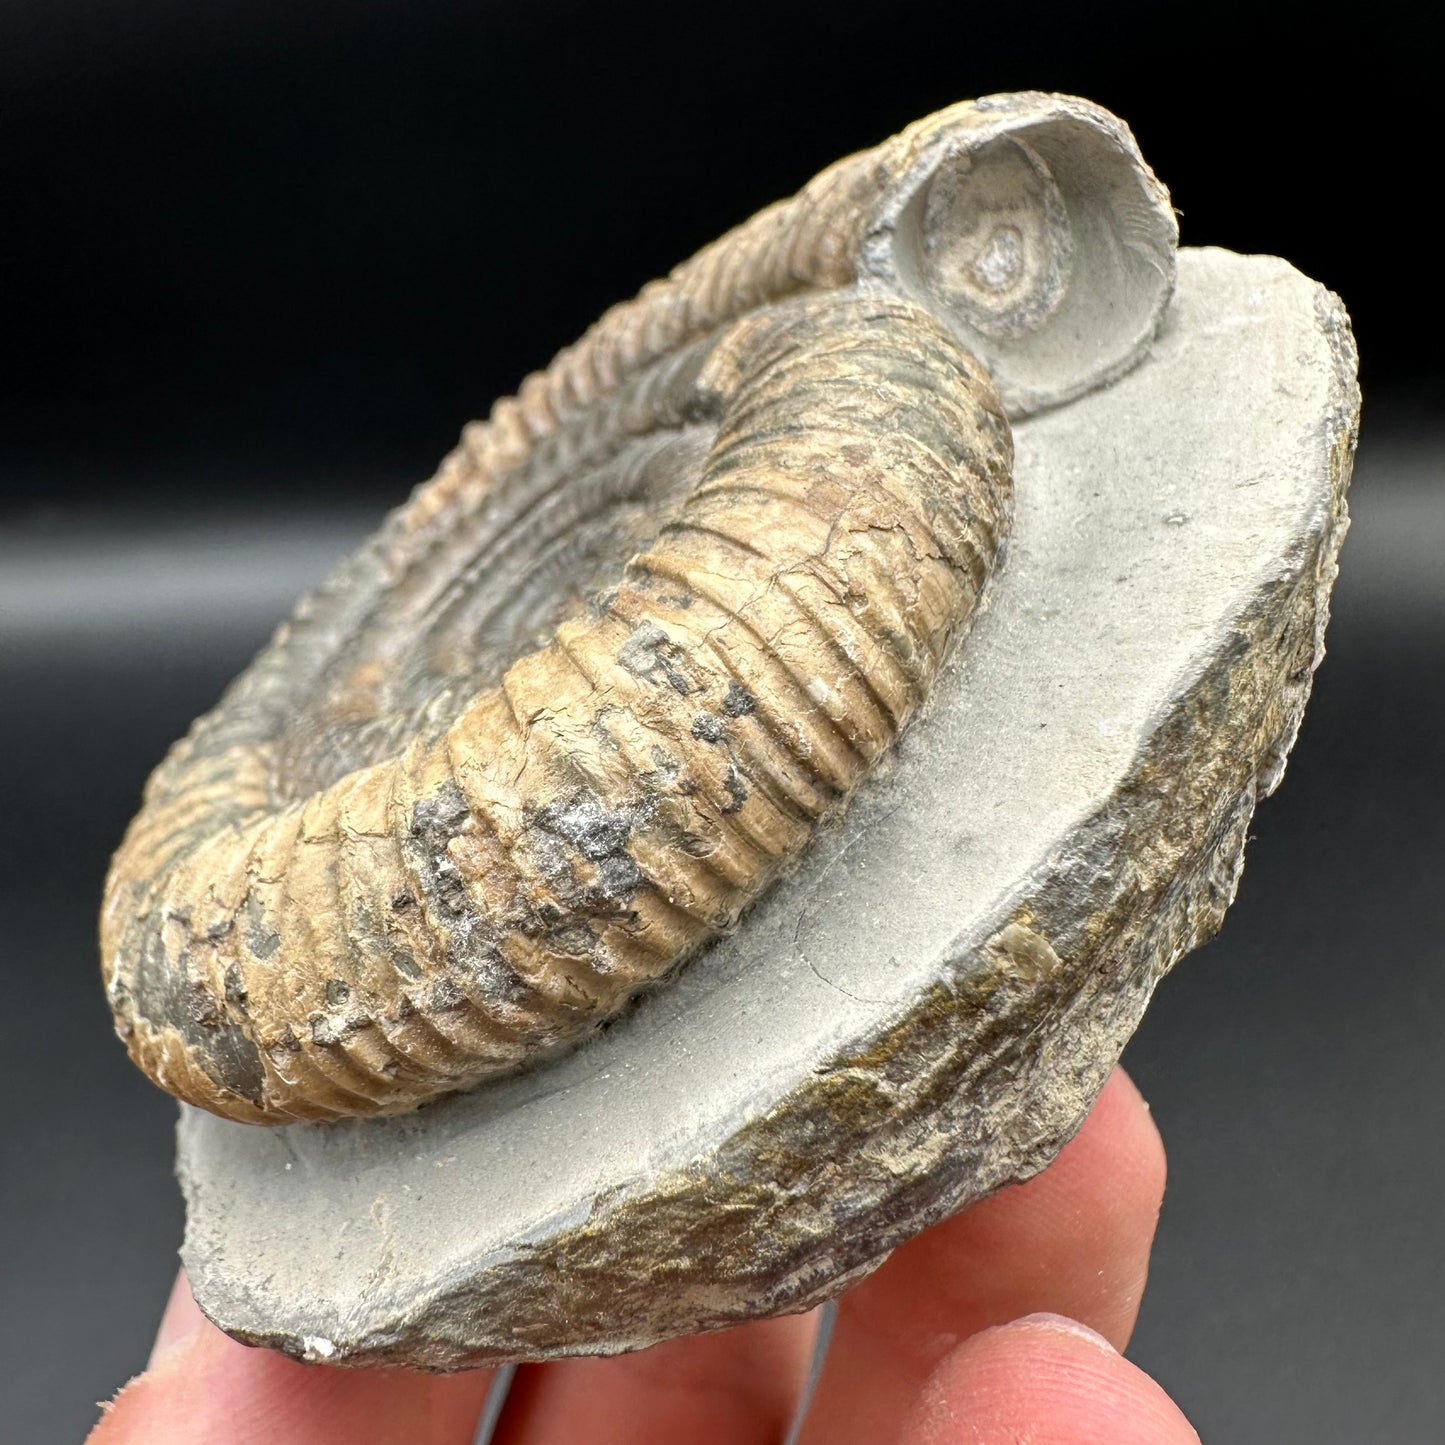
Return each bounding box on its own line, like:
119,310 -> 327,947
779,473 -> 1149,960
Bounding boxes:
176,245 -> 1357,1367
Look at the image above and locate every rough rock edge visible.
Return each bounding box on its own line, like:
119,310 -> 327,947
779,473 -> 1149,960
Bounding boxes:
190,280 -> 1357,1371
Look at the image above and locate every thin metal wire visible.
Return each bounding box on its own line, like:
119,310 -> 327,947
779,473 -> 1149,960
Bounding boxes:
783,1301 -> 838,1445
470,1301 -> 839,1444
472,1362 -> 517,1445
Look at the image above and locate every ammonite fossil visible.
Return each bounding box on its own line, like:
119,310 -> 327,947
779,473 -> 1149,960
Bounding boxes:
105,293 -> 1012,1124
109,92 -> 1357,1369
102,92 -> 1172,1125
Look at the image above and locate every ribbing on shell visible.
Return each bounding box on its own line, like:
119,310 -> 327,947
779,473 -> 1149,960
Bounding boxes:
102,293 -> 1012,1123
101,92 -> 1174,1125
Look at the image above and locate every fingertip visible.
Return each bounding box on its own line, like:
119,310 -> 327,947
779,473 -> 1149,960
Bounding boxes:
915,1063 -> 1168,1353
904,1314 -> 1200,1445
1049,1066 -> 1168,1215
149,1271 -> 206,1366
1085,1067 -> 1167,1205
983,1064 -> 1167,1348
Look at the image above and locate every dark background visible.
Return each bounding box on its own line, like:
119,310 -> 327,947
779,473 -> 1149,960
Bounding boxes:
2,3 -> 1440,1440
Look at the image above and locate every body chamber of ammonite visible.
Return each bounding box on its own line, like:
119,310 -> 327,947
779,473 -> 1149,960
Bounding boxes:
100,93 -> 1357,1365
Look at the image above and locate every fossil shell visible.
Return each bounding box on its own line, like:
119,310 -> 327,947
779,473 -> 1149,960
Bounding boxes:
101,93 -> 1175,1125
104,295 -> 1012,1124
177,248 -> 1357,1367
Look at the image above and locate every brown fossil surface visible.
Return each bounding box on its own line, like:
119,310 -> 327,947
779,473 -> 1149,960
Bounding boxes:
103,92 -> 1174,1125
102,291 -> 1011,1123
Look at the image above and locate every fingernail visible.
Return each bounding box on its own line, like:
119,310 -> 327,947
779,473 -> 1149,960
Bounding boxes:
1014,1311 -> 1119,1354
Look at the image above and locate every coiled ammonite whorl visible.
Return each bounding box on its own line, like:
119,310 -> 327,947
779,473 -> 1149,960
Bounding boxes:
102,94 -> 1175,1124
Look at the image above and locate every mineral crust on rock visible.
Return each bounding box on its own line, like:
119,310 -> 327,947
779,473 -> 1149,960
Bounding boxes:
177,248 -> 1358,1366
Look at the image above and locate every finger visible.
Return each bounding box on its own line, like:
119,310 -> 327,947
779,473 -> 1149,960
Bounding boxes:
801,1066 -> 1167,1444
150,1271 -> 207,1365
492,1309 -> 821,1445
89,1272 -> 494,1445
903,1313 -> 1199,1443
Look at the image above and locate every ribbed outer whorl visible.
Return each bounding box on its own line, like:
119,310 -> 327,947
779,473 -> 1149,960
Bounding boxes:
102,292 -> 1010,1123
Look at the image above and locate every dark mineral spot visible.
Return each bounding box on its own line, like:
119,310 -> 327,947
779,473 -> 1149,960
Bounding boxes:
309,1013 -> 343,1046
244,890 -> 281,961
187,982 -> 223,1030
721,680 -> 756,717
430,978 -> 465,1013
590,714 -> 622,753
207,1034 -> 266,1104
388,944 -> 422,981
223,964 -> 248,1008
617,623 -> 692,695
722,765 -> 749,814
596,853 -> 645,898
410,784 -> 472,843
461,947 -> 530,1002
537,792 -> 635,861
134,931 -> 265,1103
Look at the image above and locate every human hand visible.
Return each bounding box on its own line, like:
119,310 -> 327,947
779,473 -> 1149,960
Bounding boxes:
87,1067 -> 1198,1443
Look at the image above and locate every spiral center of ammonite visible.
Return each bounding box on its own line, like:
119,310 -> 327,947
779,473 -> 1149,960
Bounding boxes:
273,424 -> 714,802
918,136 -> 1073,340
971,224 -> 1025,292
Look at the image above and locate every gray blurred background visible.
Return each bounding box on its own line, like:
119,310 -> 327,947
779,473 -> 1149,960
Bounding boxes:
2,3 -> 1440,1440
